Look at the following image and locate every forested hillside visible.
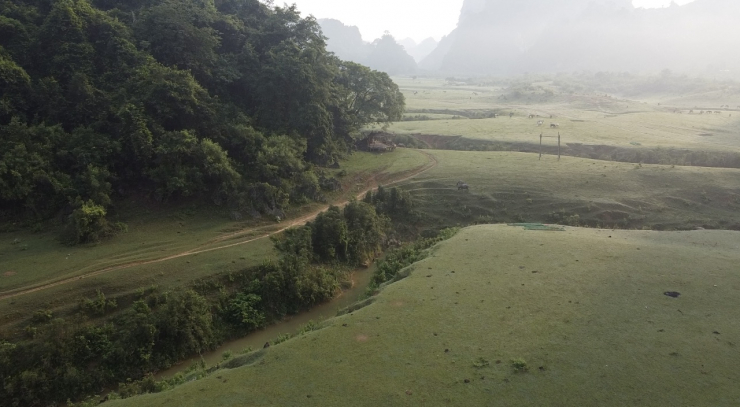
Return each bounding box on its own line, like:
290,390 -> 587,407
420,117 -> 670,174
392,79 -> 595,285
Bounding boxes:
0,0 -> 404,243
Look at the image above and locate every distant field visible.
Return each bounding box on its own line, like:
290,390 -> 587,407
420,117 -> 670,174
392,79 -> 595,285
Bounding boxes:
0,149 -> 430,329
401,150 -> 740,231
382,77 -> 740,153
109,225 -> 740,406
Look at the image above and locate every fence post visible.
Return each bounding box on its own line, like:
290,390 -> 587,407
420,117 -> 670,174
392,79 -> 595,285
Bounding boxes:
539,133 -> 543,160
558,133 -> 561,161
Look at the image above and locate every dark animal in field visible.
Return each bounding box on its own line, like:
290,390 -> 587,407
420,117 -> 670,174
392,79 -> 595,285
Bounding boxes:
509,112 -> 514,118
537,120 -> 544,126
550,123 -> 559,128
528,114 -> 535,119
456,181 -> 469,190
263,342 -> 270,348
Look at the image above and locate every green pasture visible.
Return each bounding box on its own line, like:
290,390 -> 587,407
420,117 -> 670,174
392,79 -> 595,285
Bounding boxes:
401,150 -> 740,230
0,150 -> 429,328
388,109 -> 740,152
384,77 -> 740,153
109,224 -> 740,406
393,77 -> 509,111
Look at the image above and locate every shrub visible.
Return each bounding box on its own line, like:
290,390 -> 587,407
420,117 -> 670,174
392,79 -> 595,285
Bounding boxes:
79,290 -> 118,316
227,293 -> 265,331
30,309 -> 53,324
63,199 -> 109,245
473,357 -> 490,368
511,358 -> 529,373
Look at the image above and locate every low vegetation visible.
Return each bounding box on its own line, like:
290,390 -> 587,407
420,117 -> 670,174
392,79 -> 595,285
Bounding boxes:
0,188 -> 416,406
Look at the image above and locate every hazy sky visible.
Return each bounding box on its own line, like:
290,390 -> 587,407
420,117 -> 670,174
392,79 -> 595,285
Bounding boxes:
283,0 -> 696,43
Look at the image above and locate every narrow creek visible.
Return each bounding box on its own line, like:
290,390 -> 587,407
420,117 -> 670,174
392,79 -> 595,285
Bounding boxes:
155,267 -> 374,380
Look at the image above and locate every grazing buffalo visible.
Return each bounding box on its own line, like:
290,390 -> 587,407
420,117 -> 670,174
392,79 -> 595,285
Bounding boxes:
537,120 -> 544,126
456,181 -> 469,191
550,123 -> 559,128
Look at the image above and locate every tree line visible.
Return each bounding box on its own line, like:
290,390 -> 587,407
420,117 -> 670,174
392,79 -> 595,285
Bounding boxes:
0,189 -> 414,406
0,0 -> 405,243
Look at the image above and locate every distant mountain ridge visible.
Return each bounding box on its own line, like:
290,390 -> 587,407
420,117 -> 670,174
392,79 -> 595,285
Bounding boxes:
318,19 -> 417,75
421,0 -> 740,75
398,37 -> 439,63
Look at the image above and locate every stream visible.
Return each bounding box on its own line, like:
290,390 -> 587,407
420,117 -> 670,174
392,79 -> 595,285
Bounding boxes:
155,267 -> 374,380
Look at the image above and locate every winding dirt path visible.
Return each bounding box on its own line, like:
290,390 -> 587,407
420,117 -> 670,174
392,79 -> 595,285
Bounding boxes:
0,150 -> 438,301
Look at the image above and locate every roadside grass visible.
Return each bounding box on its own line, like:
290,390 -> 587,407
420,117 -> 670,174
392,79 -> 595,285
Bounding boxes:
0,150 -> 429,329
400,150 -> 740,231
107,225 -> 740,406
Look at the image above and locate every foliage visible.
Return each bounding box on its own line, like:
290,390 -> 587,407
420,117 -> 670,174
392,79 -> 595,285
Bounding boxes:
0,188 -> 422,405
511,358 -> 529,373
0,0 -> 405,232
367,228 -> 458,294
473,357 -> 490,368
274,201 -> 390,267
63,198 -> 109,244
363,185 -> 415,221
79,289 -> 118,317
227,293 -> 265,331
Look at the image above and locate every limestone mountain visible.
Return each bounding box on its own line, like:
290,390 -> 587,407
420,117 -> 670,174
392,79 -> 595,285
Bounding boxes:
317,19 -> 372,65
420,0 -> 740,75
318,19 -> 416,75
399,37 -> 439,63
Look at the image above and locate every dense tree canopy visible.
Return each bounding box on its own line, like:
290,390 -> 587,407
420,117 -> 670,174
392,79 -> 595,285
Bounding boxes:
0,0 -> 405,241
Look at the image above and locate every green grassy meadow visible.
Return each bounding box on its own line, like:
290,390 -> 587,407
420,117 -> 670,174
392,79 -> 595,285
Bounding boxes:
400,150 -> 740,230
0,149 -> 429,329
383,78 -> 740,153
108,225 -> 740,406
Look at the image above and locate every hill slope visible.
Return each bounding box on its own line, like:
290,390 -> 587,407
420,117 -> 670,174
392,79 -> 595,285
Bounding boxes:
108,224 -> 740,406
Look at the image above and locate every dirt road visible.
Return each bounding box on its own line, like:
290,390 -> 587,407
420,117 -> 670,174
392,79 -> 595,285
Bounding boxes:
0,150 -> 437,301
